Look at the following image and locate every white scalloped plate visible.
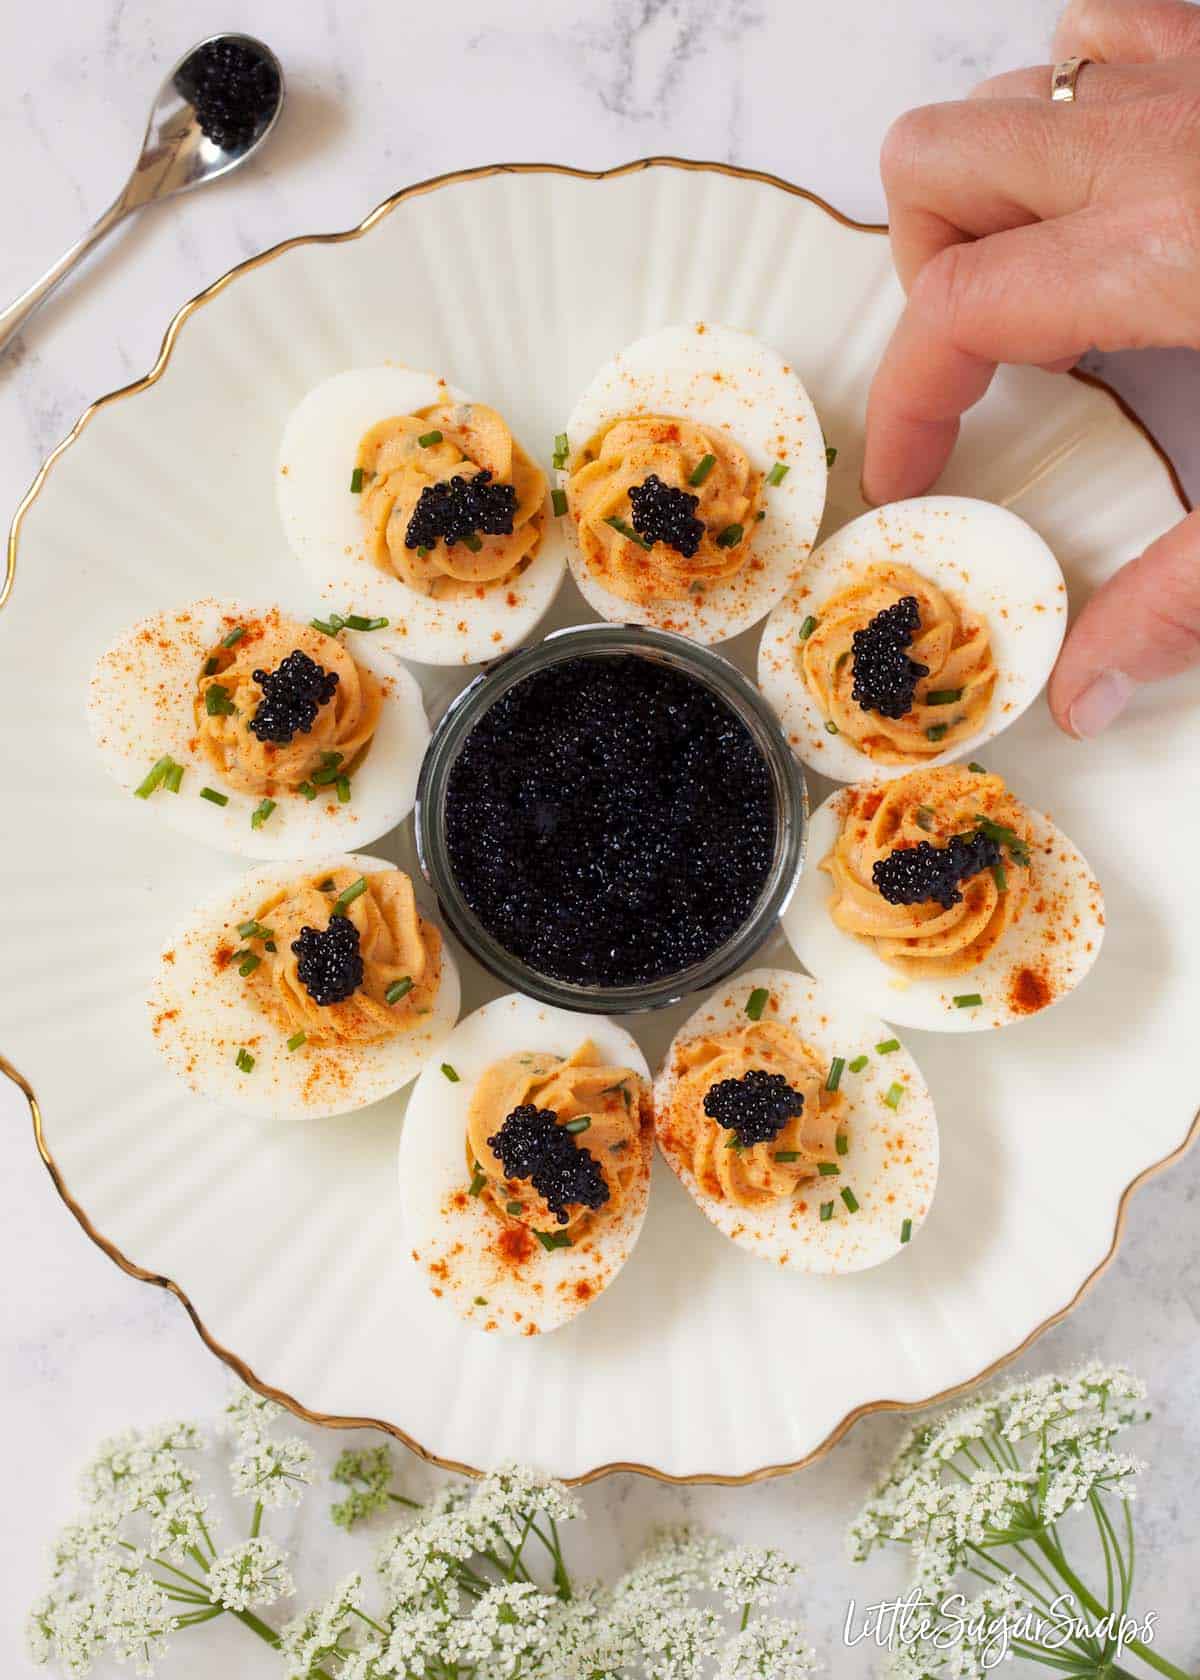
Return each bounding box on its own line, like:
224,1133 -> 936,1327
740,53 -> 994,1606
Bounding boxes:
3,161 -> 1197,1485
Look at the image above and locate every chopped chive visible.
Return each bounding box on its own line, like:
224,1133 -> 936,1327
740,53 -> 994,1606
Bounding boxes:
825,1056 -> 846,1093
335,775 -> 352,804
344,614 -> 389,632
468,1164 -> 486,1197
204,684 -> 235,717
773,1150 -> 801,1162
819,1201 -> 834,1222
416,545 -> 430,559
235,1048 -> 255,1073
847,1055 -> 868,1075
900,1217 -> 913,1244
135,757 -> 176,799
332,876 -> 367,916
725,1135 -> 744,1151
825,720 -> 840,735
474,1296 -> 488,1306
841,1186 -> 860,1213
968,761 -> 988,773
441,1063 -> 459,1083
564,1116 -> 591,1135
884,1082 -> 905,1109
825,444 -> 838,469
349,467 -> 364,494
925,688 -> 963,706
835,1130 -> 850,1155
310,754 -> 344,785
925,723 -> 949,743
385,977 -> 413,1005
237,919 -> 273,940
954,993 -> 983,1009
204,656 -> 221,676
745,987 -> 769,1021
321,751 -> 344,768
689,580 -> 705,594
835,650 -> 850,673
974,815 -> 1031,865
798,615 -> 819,640
689,453 -> 717,487
163,762 -> 185,794
755,508 -> 766,521
604,515 -> 651,549
286,1030 -> 306,1052
417,430 -> 443,448
318,877 -> 335,892
264,941 -> 277,953
715,522 -> 744,548
298,782 -> 317,800
766,460 -> 790,487
200,787 -> 229,807
876,1038 -> 901,1054
551,488 -> 568,516
552,432 -> 569,469
915,804 -> 935,831
991,861 -> 1008,893
238,953 -> 261,977
310,614 -> 345,637
250,798 -> 276,830
817,1161 -> 840,1177
221,626 -> 247,648
461,533 -> 483,553
505,1200 -> 523,1216
536,1230 -> 573,1251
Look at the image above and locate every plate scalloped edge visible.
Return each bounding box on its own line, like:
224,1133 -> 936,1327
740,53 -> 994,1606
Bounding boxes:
3,156 -> 1197,1487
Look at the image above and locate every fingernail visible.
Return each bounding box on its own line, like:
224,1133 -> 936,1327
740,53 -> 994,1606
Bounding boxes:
1068,669 -> 1135,738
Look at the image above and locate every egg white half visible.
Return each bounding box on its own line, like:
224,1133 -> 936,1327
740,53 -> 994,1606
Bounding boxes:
561,322 -> 827,643
653,968 -> 937,1273
147,854 -> 461,1120
783,787 -> 1105,1033
399,994 -> 653,1336
277,366 -> 566,666
87,598 -> 429,861
758,497 -> 1067,781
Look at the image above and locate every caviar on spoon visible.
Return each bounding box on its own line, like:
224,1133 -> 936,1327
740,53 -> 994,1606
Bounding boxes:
0,34 -> 284,358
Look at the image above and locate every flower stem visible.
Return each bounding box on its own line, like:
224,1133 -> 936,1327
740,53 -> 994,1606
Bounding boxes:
250,1500 -> 263,1539
1033,1533 -> 1193,1680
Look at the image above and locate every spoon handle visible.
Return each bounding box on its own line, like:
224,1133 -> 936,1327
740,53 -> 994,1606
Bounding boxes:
0,195 -> 130,360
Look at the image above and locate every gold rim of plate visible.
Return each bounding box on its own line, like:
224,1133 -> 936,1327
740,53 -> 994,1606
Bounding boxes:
3,156 -> 1197,1487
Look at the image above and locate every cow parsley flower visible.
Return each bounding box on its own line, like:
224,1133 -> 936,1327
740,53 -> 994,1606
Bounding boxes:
277,1573 -> 363,1679
223,1385 -> 284,1446
472,1463 -> 580,1547
208,1537 -> 295,1612
711,1544 -> 799,1611
230,1436 -> 314,1508
718,1617 -> 819,1678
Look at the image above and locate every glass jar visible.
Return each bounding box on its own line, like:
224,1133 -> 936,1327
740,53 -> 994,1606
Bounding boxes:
414,622 -> 807,1013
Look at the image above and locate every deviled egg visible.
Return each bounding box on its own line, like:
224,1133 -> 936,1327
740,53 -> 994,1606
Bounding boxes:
88,599 -> 428,860
758,497 -> 1066,780
654,969 -> 937,1273
783,765 -> 1104,1032
399,994 -> 653,1335
560,322 -> 827,643
148,856 -> 460,1119
277,366 -> 565,665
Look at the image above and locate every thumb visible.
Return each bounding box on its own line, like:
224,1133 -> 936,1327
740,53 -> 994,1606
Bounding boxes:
1048,510 -> 1200,737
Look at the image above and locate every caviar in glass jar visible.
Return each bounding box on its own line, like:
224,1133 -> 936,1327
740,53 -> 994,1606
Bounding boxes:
443,655 -> 776,986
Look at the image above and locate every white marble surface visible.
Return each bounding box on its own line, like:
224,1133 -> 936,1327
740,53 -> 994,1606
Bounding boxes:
2,0 -> 1199,1672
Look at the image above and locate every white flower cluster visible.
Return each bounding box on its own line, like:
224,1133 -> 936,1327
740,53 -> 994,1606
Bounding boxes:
208,1536 -> 295,1612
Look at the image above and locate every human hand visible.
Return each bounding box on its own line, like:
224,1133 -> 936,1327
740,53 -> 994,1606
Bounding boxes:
864,0 -> 1200,737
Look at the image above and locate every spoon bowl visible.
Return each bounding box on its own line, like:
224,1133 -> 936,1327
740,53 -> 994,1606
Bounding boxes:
0,34 -> 285,357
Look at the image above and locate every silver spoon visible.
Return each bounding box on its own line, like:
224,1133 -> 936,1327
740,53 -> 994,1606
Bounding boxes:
0,33 -> 284,359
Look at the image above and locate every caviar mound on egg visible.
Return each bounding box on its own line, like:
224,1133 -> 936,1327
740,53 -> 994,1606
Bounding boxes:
442,653 -> 776,988
758,497 -> 1067,782
277,366 -> 567,666
398,995 -> 653,1335
783,766 -> 1105,1034
87,598 -> 429,860
147,856 -> 461,1120
653,969 -> 938,1273
561,322 -> 827,644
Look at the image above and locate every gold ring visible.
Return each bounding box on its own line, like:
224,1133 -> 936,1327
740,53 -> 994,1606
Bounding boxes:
1051,55 -> 1093,102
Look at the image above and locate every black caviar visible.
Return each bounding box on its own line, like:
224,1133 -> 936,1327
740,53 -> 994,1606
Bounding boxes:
291,917 -> 364,1006
174,39 -> 280,152
703,1068 -> 805,1149
872,833 -> 1001,910
404,471 -> 516,551
628,474 -> 704,558
487,1103 -> 610,1225
851,596 -> 930,719
443,656 -> 776,987
249,650 -> 339,746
